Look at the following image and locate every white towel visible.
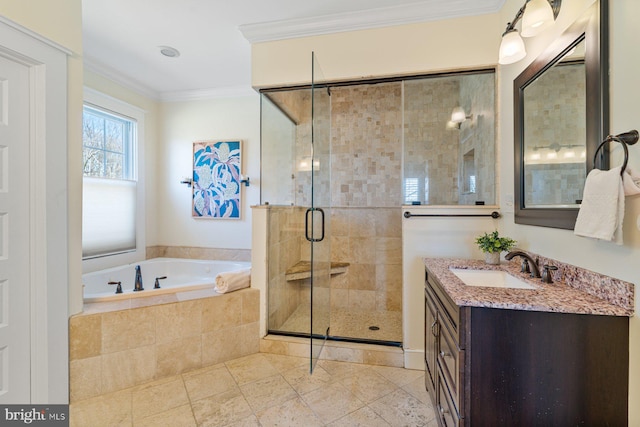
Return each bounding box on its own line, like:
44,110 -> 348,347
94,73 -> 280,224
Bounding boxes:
214,268 -> 251,293
574,166 -> 625,244
622,167 -> 640,196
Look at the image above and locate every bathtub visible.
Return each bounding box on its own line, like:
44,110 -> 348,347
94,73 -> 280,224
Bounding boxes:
83,257 -> 251,303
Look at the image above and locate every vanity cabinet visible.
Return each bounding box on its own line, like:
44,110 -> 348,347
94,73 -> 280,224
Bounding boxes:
424,268 -> 629,426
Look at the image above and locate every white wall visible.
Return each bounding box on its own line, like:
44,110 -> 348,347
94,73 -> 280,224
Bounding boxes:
157,96 -> 261,249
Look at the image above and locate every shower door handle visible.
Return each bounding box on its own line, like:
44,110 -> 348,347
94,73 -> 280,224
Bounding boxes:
305,208 -> 325,242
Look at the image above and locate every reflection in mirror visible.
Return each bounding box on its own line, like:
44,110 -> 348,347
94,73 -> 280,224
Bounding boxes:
514,0 -> 607,229
403,71 -> 495,206
523,38 -> 586,207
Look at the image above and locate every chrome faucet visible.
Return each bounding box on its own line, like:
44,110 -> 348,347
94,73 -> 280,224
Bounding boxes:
134,265 -> 144,291
505,250 -> 541,278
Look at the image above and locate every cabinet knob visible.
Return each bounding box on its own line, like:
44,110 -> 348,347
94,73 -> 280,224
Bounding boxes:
439,350 -> 450,358
439,405 -> 449,414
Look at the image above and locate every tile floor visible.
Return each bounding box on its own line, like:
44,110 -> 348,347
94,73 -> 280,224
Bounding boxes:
70,352 -> 437,427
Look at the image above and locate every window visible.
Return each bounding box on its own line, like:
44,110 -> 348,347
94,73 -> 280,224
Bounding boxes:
83,106 -> 134,179
404,178 -> 419,204
82,101 -> 139,259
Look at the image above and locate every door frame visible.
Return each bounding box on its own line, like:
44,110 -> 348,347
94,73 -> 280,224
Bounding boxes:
0,17 -> 69,403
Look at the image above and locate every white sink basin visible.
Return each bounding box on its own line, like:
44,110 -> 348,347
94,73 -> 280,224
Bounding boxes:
450,268 -> 536,290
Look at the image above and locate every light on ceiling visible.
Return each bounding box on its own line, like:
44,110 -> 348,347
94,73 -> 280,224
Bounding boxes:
499,0 -> 562,65
159,46 -> 180,58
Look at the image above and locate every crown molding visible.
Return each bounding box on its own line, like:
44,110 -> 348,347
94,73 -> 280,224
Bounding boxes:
83,55 -> 161,101
239,0 -> 505,43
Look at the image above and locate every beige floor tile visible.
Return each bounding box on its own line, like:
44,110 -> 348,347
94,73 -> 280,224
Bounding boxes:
225,414 -> 261,426
239,374 -> 297,412
328,406 -> 392,426
282,363 -> 333,395
371,365 -> 425,387
301,382 -> 366,424
191,388 -> 254,427
182,364 -> 238,402
316,359 -> 366,381
402,375 -> 431,405
257,397 -> 324,427
133,404 -> 196,427
338,368 -> 398,404
261,353 -> 308,374
368,388 -> 437,427
70,388 -> 132,427
225,353 -> 279,386
132,376 -> 189,420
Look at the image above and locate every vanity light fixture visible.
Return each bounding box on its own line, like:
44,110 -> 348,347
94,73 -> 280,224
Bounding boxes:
498,0 -> 562,65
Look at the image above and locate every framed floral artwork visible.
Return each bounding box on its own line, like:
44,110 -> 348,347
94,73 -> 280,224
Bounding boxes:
192,140 -> 242,218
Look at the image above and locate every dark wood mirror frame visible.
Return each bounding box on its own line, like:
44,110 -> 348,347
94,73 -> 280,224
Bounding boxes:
514,0 -> 608,230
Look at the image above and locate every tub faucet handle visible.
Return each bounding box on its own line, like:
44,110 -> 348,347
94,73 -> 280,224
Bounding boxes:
541,265 -> 558,284
154,276 -> 167,289
108,281 -> 123,294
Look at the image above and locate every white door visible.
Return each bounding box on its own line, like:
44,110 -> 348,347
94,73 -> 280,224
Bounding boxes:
0,54 -> 31,402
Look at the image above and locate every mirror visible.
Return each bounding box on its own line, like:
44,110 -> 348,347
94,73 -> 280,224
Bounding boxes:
514,0 -> 608,229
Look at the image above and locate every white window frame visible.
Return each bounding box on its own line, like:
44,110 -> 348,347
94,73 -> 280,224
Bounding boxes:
82,87 -> 146,273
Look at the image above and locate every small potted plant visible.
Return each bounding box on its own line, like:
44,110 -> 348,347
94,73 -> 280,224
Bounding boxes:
475,230 -> 516,265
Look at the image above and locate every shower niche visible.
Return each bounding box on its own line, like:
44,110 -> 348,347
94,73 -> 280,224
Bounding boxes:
261,69 -> 496,347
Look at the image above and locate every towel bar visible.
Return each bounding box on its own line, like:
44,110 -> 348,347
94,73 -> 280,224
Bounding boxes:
593,130 -> 639,176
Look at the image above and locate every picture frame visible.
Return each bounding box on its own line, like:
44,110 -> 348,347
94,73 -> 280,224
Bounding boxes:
192,140 -> 242,219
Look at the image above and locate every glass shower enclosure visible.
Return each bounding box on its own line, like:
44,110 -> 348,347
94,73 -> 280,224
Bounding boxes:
260,53 -> 331,372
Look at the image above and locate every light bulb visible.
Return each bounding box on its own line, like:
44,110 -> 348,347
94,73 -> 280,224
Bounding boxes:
521,0 -> 555,37
499,29 -> 527,65
451,107 -> 467,123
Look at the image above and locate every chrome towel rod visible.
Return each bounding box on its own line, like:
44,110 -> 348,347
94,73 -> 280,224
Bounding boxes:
404,211 -> 501,219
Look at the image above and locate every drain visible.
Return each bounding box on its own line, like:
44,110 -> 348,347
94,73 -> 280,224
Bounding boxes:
369,326 -> 380,331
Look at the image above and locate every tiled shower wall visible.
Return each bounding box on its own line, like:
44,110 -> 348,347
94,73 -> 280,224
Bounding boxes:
523,63 -> 586,205
458,73 -> 496,205
404,78 -> 460,205
329,83 -> 403,313
266,206 -> 305,329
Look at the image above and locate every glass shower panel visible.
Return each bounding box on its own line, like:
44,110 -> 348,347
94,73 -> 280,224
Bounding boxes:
403,71 -> 495,205
260,94 -> 296,205
310,52 -> 331,372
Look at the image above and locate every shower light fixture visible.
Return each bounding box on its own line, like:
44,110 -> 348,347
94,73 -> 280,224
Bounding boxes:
498,0 -> 562,65
447,107 -> 473,129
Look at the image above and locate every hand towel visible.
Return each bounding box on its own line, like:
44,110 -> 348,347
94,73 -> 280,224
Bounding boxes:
574,166 -> 625,244
622,167 -> 640,196
214,268 -> 251,293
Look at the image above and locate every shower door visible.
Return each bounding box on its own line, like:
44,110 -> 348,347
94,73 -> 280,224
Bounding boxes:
309,52 -> 331,371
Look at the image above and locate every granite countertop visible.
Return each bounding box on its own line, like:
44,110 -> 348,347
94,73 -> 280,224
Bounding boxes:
423,258 -> 634,317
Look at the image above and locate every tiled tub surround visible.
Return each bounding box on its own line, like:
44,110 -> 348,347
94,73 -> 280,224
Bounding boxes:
146,245 -> 251,262
69,288 -> 260,403
423,255 -> 634,316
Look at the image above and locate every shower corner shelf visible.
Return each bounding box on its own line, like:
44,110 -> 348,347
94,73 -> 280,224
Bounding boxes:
285,261 -> 350,281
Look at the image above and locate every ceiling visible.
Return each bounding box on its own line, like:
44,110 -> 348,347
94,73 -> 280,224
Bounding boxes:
82,0 -> 505,101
